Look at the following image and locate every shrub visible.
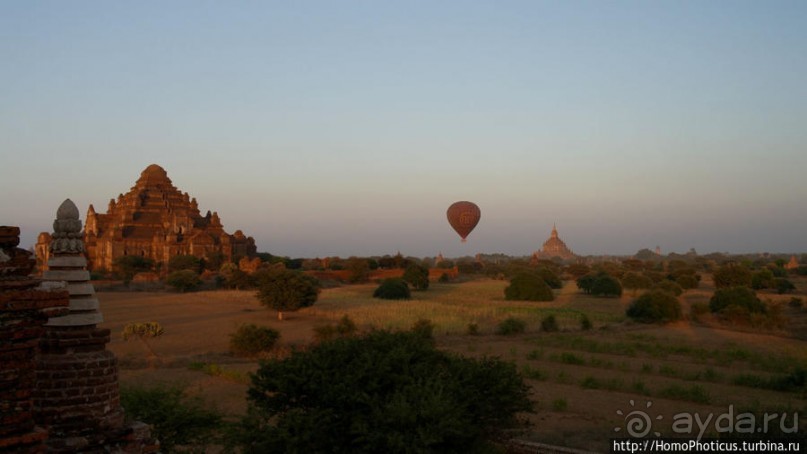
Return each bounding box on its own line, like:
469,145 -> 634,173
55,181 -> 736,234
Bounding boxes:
496,317 -> 526,335
713,263 -> 752,289
591,274 -> 622,297
411,318 -> 435,339
230,324 -> 280,357
751,269 -> 775,290
237,330 -> 532,453
255,267 -> 321,320
580,314 -> 593,330
120,384 -> 222,453
535,266 -> 563,289
775,278 -> 796,294
626,290 -> 682,323
466,323 -> 479,336
345,257 -> 371,283
653,280 -> 683,296
541,314 -> 559,332
114,255 -> 154,282
313,315 -> 358,343
166,270 -> 202,292
504,273 -> 554,302
621,272 -> 653,294
576,274 -> 597,294
438,272 -> 451,283
168,254 -> 202,273
402,263 -> 430,290
710,286 -> 765,314
373,278 -> 411,300
675,274 -> 700,290
789,297 -> 803,309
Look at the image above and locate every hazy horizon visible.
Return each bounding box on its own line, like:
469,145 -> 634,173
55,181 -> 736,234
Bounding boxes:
2,1 -> 805,258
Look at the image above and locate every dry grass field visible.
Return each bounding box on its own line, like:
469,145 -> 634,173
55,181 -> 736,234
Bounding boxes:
101,276 -> 807,452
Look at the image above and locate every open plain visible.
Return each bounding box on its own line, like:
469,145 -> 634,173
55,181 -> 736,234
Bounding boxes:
102,276 -> 807,452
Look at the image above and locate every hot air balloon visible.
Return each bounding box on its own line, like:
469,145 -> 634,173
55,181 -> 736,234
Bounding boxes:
446,201 -> 480,242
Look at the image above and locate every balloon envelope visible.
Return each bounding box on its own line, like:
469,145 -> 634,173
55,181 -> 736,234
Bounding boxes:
446,201 -> 481,242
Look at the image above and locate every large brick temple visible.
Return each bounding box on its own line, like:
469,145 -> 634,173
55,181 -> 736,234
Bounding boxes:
37,164 -> 256,273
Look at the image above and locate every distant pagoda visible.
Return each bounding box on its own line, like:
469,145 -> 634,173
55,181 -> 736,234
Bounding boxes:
37,164 -> 256,272
532,224 -> 576,261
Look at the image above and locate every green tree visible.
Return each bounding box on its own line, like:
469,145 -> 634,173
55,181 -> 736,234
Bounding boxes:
775,278 -> 796,294
219,262 -> 251,290
230,324 -> 281,357
402,263 -> 430,290
120,384 -> 222,453
710,286 -> 765,314
713,263 -> 752,289
345,257 -> 371,284
255,267 -> 321,320
751,269 -> 775,290
621,272 -> 653,295
168,254 -> 202,273
591,273 -> 622,298
504,273 -> 554,301
675,274 -> 700,290
113,255 -> 154,282
626,290 -> 682,323
576,274 -> 597,294
565,263 -> 591,279
373,278 -> 411,300
166,270 -> 202,292
535,266 -> 563,289
653,279 -> 683,297
237,330 -> 532,453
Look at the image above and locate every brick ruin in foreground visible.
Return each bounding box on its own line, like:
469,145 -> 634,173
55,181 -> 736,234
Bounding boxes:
1,201 -> 157,452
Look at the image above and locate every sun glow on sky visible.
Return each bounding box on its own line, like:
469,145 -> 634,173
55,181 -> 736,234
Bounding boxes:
1,1 -> 806,258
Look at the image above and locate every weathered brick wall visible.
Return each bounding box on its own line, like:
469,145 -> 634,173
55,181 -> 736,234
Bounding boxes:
2,225 -> 157,453
0,226 -> 70,452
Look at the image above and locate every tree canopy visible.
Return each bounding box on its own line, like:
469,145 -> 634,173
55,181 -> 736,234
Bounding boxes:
255,267 -> 321,320
238,329 -> 532,453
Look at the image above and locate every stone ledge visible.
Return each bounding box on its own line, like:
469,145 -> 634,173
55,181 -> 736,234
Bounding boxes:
43,270 -> 90,282
45,313 -> 103,327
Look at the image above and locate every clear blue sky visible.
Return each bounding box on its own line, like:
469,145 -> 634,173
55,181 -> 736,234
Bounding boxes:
2,1 -> 805,258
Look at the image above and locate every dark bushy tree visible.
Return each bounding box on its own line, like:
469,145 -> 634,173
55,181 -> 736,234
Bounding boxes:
168,254 -> 202,273
565,263 -> 591,279
535,266 -> 563,289
751,269 -> 775,290
713,263 -> 752,289
710,286 -> 765,314
373,278 -> 411,300
402,263 -> 430,290
653,280 -> 684,297
113,255 -> 154,281
591,273 -> 622,298
675,274 -> 700,290
775,278 -> 796,294
505,273 -> 554,302
576,274 -> 597,294
626,290 -> 682,323
230,324 -> 281,357
239,330 -> 532,453
621,272 -> 653,295
255,267 -> 321,320
166,270 -> 202,292
121,384 -> 222,453
345,257 -> 371,284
